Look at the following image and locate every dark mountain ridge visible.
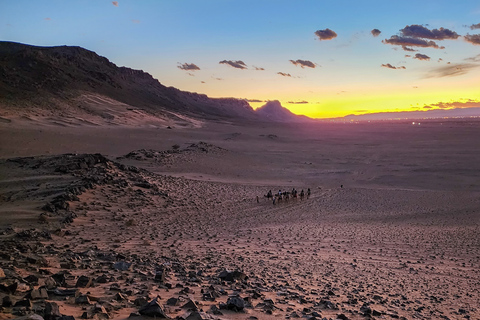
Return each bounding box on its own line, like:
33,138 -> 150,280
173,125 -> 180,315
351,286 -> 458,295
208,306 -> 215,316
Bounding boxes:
0,41 -> 269,122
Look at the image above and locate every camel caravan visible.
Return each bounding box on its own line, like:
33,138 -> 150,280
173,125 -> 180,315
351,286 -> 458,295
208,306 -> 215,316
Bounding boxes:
264,188 -> 311,205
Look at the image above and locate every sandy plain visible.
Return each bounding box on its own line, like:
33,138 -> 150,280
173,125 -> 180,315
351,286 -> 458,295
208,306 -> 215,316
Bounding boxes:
0,117 -> 479,320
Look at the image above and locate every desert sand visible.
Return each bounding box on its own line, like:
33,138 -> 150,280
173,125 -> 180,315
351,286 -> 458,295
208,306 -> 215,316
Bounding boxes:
0,116 -> 479,320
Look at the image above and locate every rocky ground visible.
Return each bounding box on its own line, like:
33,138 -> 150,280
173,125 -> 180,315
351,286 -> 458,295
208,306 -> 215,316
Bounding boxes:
0,146 -> 479,320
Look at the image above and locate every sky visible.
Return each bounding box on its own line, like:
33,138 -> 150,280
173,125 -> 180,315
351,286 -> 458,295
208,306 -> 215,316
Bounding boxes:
1,0 -> 480,119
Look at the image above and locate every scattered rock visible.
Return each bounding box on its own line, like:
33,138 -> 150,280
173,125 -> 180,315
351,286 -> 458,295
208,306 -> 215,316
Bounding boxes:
138,297 -> 170,318
29,288 -> 49,300
75,295 -> 91,305
181,299 -> 198,311
226,295 -> 245,312
45,301 -> 62,320
75,275 -> 93,288
113,261 -> 132,271
218,270 -> 247,282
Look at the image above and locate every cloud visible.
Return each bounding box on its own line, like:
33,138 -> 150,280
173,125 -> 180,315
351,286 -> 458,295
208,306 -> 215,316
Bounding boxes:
177,63 -> 200,71
131,19 -> 140,24
381,63 -> 406,69
424,100 -> 480,109
288,101 -> 309,104
383,35 -> 444,50
413,53 -> 430,61
402,46 -> 416,52
219,60 -> 247,69
371,29 -> 381,37
400,24 -> 460,40
245,99 -> 264,103
425,63 -> 479,78
277,72 -> 292,77
112,1 -> 118,7
465,34 -> 480,45
314,28 -> 337,40
470,23 -> 480,30
289,59 -> 316,68
44,17 -> 51,21
465,54 -> 480,62
253,66 -> 265,71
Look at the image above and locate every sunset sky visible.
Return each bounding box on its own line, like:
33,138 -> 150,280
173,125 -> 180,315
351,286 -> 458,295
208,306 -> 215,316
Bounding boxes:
1,0 -> 480,119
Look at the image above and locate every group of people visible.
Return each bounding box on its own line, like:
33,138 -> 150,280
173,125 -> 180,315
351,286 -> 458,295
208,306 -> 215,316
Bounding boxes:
264,187 -> 311,204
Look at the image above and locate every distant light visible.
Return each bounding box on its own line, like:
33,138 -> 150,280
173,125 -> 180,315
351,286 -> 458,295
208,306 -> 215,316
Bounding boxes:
412,122 -> 415,125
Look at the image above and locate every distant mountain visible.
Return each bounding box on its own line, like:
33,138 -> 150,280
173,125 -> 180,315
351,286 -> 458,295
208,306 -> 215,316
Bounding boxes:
342,107 -> 480,121
0,41 -> 262,123
255,100 -> 313,122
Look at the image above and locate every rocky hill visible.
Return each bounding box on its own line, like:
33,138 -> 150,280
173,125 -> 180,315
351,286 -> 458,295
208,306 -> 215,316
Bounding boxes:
255,100 -> 313,123
0,41 -> 260,123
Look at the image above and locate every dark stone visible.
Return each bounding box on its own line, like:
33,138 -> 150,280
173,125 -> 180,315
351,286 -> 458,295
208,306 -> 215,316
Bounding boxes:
183,311 -> 203,320
316,299 -> 338,310
29,287 -> 49,300
134,297 -> 148,307
95,275 -> 109,284
113,261 -> 132,271
337,314 -> 350,320
52,288 -> 78,296
75,295 -> 91,305
154,268 -> 166,282
138,297 -> 169,318
181,299 -> 198,311
166,297 -> 179,306
24,274 -> 39,284
2,295 -> 13,307
44,277 -> 57,290
115,292 -> 127,301
208,305 -> 222,316
75,275 -> 92,288
218,270 -> 247,282
360,303 -> 372,315
52,273 -> 66,286
14,299 -> 33,308
226,295 -> 245,311
45,301 -> 62,320
0,281 -> 17,294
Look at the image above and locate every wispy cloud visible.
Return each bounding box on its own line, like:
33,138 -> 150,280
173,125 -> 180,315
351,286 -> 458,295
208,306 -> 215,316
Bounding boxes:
371,29 -> 381,37
112,1 -> 118,7
424,99 -> 480,109
464,34 -> 480,45
178,63 -> 200,71
425,63 -> 479,78
253,66 -> 265,71
288,100 -> 309,104
381,63 -> 406,69
219,60 -> 247,69
314,28 -> 337,40
277,72 -> 292,77
245,99 -> 264,103
383,35 -> 444,50
289,59 -> 316,68
400,24 -> 460,40
465,54 -> 480,62
44,17 -> 51,21
131,19 -> 140,24
470,23 -> 480,30
413,53 -> 430,61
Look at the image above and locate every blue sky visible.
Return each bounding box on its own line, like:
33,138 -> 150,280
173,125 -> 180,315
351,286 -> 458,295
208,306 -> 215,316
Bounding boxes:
1,0 -> 480,118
